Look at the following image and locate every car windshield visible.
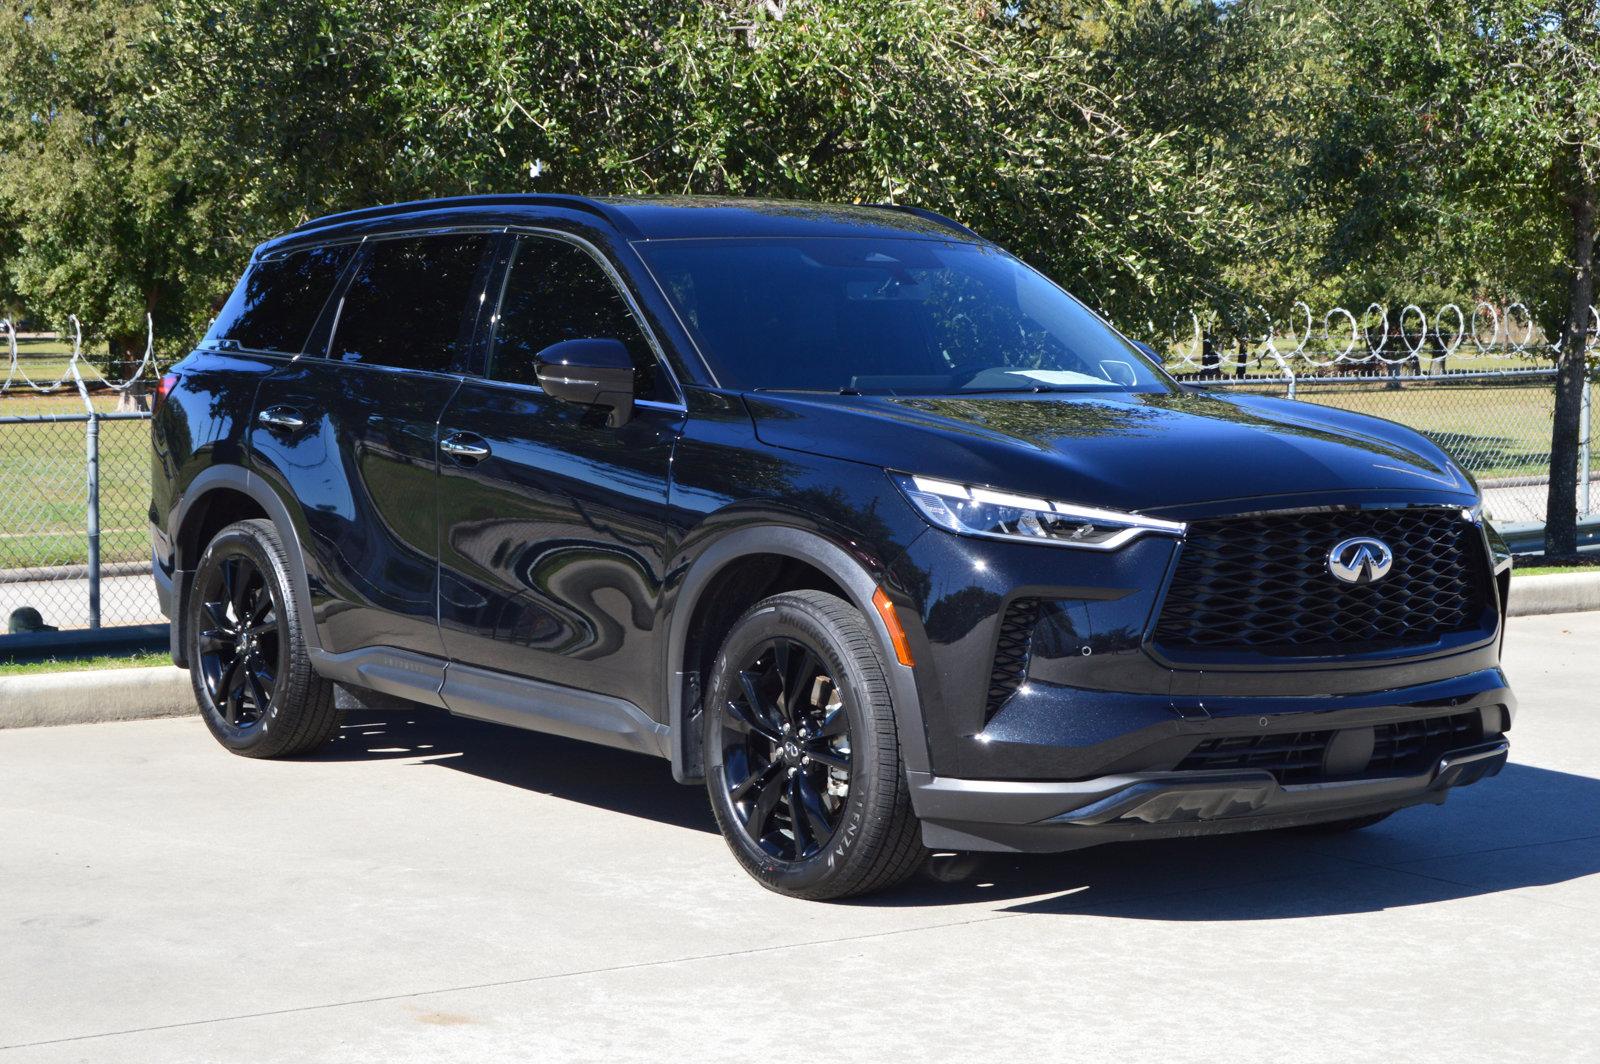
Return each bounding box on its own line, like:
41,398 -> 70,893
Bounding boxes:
637,237 -> 1170,395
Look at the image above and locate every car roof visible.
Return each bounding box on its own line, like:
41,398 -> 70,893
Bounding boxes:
263,194 -> 981,255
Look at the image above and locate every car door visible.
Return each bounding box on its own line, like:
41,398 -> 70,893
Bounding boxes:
250,231 -> 495,658
436,230 -> 685,713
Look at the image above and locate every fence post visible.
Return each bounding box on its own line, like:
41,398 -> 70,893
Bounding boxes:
1582,379 -> 1594,519
86,413 -> 101,629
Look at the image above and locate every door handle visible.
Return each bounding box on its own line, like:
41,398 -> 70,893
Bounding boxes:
440,432 -> 491,461
257,406 -> 305,430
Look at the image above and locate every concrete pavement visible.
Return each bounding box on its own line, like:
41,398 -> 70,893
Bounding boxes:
0,572 -> 161,630
2,612 -> 1598,1062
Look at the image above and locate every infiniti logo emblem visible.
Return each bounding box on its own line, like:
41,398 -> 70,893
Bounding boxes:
1327,537 -> 1394,585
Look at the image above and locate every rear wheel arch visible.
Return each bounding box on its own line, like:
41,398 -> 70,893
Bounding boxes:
664,525 -> 929,784
171,468 -> 322,666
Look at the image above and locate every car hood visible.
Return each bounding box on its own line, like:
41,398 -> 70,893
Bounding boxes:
744,387 -> 1476,516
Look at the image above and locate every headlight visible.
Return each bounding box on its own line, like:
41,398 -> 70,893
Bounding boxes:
893,473 -> 1185,550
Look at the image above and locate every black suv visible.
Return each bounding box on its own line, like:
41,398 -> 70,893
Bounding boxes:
152,195 -> 1515,899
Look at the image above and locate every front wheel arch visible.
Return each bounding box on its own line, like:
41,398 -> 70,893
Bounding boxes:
663,525 -> 930,784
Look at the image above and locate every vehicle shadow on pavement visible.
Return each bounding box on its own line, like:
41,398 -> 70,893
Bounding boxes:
307,707 -> 1598,918
308,706 -> 718,835
877,762 -> 1600,918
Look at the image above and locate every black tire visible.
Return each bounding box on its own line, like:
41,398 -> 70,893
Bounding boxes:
186,518 -> 340,758
1295,812 -> 1394,833
703,590 -> 925,900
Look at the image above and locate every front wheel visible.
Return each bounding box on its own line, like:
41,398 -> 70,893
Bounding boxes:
703,590 -> 925,900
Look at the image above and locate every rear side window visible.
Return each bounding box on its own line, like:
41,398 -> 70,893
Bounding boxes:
328,234 -> 490,372
205,244 -> 354,354
489,235 -> 669,401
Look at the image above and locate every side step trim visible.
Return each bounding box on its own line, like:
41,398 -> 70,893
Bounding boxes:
441,661 -> 670,759
311,645 -> 669,759
311,646 -> 448,708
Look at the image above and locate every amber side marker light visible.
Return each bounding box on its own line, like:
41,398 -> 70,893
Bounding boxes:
872,586 -> 916,667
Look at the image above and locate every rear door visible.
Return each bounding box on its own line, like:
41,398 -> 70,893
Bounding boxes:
249,231 -> 495,657
435,231 -> 685,712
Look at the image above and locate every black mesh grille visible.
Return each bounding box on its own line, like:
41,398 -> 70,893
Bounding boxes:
1155,507 -> 1490,657
985,597 -> 1039,720
1370,712 -> 1482,775
1177,730 -> 1335,783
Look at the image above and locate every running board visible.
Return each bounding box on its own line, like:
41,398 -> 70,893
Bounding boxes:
310,645 -> 670,760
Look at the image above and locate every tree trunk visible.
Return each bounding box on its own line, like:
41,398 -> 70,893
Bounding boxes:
108,332 -> 150,412
1544,173 -> 1596,561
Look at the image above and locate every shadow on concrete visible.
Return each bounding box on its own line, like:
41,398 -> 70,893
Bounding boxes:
867,761 -> 1600,917
310,704 -> 716,836
310,705 -> 1599,918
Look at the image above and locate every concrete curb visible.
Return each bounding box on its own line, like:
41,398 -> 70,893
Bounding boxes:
0,665 -> 195,729
1507,571 -> 1600,617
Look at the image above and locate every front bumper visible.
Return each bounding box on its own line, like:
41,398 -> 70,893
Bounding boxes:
911,737 -> 1508,852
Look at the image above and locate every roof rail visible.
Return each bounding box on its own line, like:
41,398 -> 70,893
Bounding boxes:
287,193 -> 639,238
867,203 -> 983,241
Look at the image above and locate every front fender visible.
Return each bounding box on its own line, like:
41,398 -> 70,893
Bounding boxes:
662,522 -> 931,783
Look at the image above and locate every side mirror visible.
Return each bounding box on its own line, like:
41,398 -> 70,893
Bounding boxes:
534,338 -> 635,427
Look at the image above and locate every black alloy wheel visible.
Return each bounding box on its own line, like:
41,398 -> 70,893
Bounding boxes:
704,590 -> 925,900
196,553 -> 283,731
718,636 -> 853,862
187,519 -> 340,758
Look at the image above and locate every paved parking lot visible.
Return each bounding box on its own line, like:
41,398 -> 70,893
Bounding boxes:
3,612 -> 1597,1062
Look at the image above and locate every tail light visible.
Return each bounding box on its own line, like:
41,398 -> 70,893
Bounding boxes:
154,372 -> 179,412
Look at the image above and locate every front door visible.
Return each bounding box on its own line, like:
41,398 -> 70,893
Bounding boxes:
436,232 -> 684,713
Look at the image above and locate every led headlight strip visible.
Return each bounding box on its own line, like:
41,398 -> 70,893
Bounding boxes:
894,473 -> 1186,551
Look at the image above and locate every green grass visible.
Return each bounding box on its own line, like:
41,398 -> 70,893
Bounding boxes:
0,649 -> 170,676
1513,561 -> 1600,576
1289,380 -> 1566,481
0,414 -> 151,569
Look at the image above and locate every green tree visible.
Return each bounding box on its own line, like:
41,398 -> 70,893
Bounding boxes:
1307,0 -> 1599,558
0,1 -> 234,376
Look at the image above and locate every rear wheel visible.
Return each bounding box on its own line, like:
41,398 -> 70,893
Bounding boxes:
704,590 -> 924,900
187,519 -> 339,758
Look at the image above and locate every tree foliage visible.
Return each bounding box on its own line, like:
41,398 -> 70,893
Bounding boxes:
1,1 -> 1597,545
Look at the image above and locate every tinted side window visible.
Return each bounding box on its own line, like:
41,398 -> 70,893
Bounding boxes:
489,236 -> 668,400
205,244 -> 354,354
329,234 -> 490,372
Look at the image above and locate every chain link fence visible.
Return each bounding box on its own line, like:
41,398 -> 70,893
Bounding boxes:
1190,368 -> 1599,527
0,412 -> 159,636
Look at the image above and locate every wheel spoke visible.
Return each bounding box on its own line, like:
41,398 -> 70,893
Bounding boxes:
745,770 -> 786,841
221,657 -> 246,723
248,586 -> 274,625
198,627 -> 233,653
729,759 -> 779,803
230,559 -> 255,620
725,701 -> 780,746
735,671 -> 781,738
245,664 -> 271,717
793,774 -> 834,848
203,600 -> 231,631
773,641 -> 817,723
